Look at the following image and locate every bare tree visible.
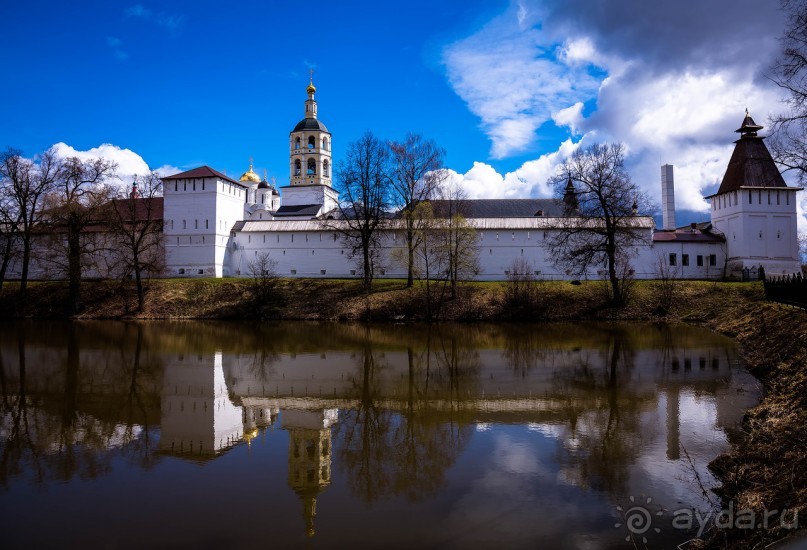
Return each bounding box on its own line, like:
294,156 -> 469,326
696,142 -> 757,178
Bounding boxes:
247,250 -> 282,318
548,143 -> 652,306
389,134 -> 447,287
334,131 -> 392,291
502,257 -> 542,317
769,0 -> 807,183
407,202 -> 445,319
44,155 -> 117,314
107,172 -> 164,311
0,148 -> 60,302
436,179 -> 479,299
653,252 -> 679,313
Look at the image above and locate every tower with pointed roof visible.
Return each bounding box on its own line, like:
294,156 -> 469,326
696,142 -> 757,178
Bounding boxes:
277,74 -> 339,218
707,111 -> 802,277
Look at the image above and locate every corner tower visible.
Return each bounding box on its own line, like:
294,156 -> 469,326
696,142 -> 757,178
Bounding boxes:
277,73 -> 338,218
708,111 -> 802,277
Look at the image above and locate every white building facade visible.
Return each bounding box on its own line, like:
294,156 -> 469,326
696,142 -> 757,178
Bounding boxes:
5,81 -> 796,283
157,84 -> 801,281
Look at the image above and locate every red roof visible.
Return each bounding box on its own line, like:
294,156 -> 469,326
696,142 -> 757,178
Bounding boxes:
653,223 -> 725,243
161,165 -> 245,187
111,197 -> 164,221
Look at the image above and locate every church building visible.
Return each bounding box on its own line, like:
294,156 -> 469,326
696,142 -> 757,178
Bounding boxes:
156,77 -> 801,281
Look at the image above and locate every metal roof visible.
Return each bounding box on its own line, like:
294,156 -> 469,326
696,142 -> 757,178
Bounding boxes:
274,204 -> 323,217
419,198 -> 567,218
713,115 -> 788,196
236,216 -> 655,232
292,118 -> 330,133
652,222 -> 725,243
161,165 -> 246,187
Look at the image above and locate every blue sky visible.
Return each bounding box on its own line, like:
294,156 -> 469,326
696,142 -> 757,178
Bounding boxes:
1,1 -> 802,227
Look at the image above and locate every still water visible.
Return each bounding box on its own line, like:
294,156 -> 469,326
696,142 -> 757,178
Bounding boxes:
0,321 -> 759,549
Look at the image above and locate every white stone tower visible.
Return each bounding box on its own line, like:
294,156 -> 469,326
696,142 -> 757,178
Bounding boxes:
708,111 -> 802,277
290,71 -> 332,187
278,72 -> 338,218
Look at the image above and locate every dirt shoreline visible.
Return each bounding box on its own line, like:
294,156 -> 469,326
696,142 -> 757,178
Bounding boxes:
1,278 -> 804,548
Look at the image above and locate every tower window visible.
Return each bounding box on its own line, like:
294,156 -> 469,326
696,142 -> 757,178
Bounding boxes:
323,137 -> 330,151
294,159 -> 301,176
323,159 -> 329,177
295,137 -> 300,150
308,136 -> 315,149
307,158 -> 316,175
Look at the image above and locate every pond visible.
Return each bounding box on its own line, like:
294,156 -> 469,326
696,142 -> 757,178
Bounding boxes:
0,321 -> 760,549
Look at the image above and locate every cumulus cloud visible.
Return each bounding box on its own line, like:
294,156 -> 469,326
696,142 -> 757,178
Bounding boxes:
445,138 -> 579,200
442,0 -> 806,233
442,3 -> 603,159
49,142 -> 180,190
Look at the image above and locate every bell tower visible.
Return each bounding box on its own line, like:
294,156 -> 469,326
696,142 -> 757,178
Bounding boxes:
289,71 -> 332,188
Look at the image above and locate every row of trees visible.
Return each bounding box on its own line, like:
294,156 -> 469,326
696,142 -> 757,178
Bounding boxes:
0,148 -> 164,312
332,133 -> 650,307
332,132 -> 479,299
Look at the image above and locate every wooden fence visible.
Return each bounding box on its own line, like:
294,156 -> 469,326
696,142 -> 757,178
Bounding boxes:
763,272 -> 807,310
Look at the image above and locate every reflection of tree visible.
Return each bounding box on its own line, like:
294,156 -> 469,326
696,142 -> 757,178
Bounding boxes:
336,335 -> 393,501
501,324 -> 557,378
336,327 -> 474,503
550,327 -> 646,494
0,322 -> 163,489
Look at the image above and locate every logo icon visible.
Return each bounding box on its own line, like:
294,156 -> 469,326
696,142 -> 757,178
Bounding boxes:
615,495 -> 664,543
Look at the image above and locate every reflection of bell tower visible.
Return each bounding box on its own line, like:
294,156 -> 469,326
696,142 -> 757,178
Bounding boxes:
281,409 -> 338,537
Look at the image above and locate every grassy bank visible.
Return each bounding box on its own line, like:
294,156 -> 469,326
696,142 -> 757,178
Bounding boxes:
0,277 -> 804,548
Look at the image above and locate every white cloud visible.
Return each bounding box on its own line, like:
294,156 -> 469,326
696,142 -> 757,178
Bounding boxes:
447,137 -> 579,200
551,102 -> 584,135
442,4 -> 603,159
49,142 -> 178,190
442,0 -> 798,228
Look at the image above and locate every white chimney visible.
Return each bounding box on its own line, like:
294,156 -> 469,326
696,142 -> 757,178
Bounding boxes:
661,164 -> 676,230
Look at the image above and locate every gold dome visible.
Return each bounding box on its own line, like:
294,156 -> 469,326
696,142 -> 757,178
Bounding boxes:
307,82 -> 316,95
239,159 -> 261,183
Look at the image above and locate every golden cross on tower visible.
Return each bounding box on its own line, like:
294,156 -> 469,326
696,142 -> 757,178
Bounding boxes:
249,156 -> 254,169
309,68 -> 314,84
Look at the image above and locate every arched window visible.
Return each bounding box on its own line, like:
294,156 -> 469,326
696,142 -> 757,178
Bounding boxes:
308,136 -> 315,149
323,159 -> 329,177
307,158 -> 316,175
323,137 -> 329,151
294,159 -> 301,175
295,137 -> 300,150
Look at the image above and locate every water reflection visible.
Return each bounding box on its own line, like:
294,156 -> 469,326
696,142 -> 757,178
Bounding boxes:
0,321 -> 760,548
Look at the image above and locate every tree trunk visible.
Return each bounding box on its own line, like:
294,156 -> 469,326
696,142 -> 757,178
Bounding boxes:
67,219 -> 82,315
19,235 -> 31,304
406,221 -> 414,288
362,237 -> 372,292
607,243 -> 622,306
0,237 -> 12,291
133,250 -> 144,312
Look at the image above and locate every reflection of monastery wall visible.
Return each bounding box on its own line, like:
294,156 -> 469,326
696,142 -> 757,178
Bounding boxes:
159,351 -> 247,456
